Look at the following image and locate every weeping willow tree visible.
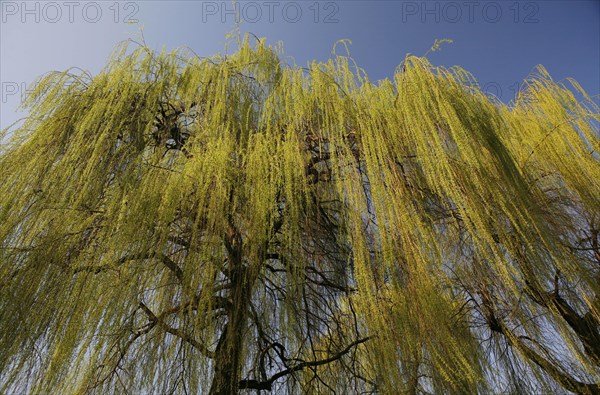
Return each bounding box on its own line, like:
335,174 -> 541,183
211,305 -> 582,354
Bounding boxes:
1,35 -> 599,394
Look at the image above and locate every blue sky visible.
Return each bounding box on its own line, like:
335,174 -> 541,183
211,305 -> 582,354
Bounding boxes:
1,0 -> 599,130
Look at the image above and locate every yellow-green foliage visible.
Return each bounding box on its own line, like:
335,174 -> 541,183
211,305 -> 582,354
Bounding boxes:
1,36 -> 598,394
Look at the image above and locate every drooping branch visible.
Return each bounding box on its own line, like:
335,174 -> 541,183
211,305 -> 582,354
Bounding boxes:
139,302 -> 215,358
502,325 -> 599,395
481,293 -> 600,395
238,337 -> 371,391
521,264 -> 600,365
73,252 -> 183,282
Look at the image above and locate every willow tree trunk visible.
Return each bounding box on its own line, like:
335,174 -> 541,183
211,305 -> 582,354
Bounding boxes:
209,223 -> 252,395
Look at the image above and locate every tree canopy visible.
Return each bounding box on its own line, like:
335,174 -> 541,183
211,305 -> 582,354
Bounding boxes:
1,36 -> 599,394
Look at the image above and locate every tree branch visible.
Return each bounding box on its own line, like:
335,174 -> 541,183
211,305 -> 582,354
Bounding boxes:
139,302 -> 215,358
73,252 -> 184,283
238,337 -> 371,391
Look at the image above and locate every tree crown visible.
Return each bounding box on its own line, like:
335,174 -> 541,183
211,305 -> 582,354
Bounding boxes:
1,36 -> 598,394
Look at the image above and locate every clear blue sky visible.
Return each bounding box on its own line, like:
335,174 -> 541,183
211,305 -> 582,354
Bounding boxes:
1,0 -> 599,130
